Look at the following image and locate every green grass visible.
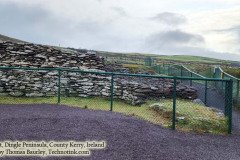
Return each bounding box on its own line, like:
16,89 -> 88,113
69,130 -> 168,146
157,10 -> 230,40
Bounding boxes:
0,96 -> 227,134
122,63 -> 155,74
223,67 -> 240,79
154,55 -> 225,63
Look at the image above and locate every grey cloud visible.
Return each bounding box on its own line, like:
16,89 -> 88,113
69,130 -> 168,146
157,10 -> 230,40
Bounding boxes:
227,26 -> 240,32
75,21 -> 107,33
214,26 -> 240,32
0,2 -> 48,31
144,30 -> 239,61
111,7 -> 128,17
146,30 -> 204,49
216,25 -> 240,41
151,12 -> 187,26
0,2 -> 71,44
0,1 -> 109,47
213,25 -> 240,50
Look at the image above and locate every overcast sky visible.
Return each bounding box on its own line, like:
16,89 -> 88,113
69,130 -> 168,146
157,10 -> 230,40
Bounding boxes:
0,0 -> 240,61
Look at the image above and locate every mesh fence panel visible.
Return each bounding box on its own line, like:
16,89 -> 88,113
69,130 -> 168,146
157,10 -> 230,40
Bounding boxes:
213,67 -> 240,107
59,71 -> 111,111
175,79 -> 228,134
112,75 -> 173,128
223,74 -> 239,105
168,65 -> 182,76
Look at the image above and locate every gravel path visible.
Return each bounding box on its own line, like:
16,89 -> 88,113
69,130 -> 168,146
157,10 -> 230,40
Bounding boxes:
0,104 -> 240,160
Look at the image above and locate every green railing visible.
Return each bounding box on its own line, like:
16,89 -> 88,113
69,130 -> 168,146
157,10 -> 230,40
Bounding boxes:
152,64 -> 238,106
152,64 -> 205,78
213,67 -> 240,107
0,66 -> 233,134
152,64 -> 213,105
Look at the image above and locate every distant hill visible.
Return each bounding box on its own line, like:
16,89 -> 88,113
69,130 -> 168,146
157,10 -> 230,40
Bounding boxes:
97,51 -> 237,64
0,34 -> 27,43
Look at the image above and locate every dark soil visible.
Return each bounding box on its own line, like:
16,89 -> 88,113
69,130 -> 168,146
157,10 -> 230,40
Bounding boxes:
0,104 -> 239,160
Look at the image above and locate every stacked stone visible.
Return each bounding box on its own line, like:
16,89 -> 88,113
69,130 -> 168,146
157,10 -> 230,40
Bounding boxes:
0,41 -> 104,69
114,77 -> 197,105
0,41 -> 198,105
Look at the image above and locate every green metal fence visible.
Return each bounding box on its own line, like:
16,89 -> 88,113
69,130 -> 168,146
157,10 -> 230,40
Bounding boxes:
152,64 -> 205,78
155,64 -> 239,109
213,67 -> 240,107
152,64 -> 213,105
0,66 -> 233,134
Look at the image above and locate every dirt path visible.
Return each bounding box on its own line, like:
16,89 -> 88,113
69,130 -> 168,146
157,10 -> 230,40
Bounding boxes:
0,104 -> 239,160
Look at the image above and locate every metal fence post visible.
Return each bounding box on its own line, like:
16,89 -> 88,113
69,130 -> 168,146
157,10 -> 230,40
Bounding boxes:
225,80 -> 233,134
190,73 -> 193,86
158,65 -> 161,74
110,73 -> 114,111
221,73 -> 224,91
236,80 -> 239,105
57,69 -> 61,104
180,66 -> 183,77
172,77 -> 177,130
204,80 -> 208,105
213,68 -> 217,87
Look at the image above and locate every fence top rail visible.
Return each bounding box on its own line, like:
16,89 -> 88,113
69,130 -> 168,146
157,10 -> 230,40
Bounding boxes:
0,66 -> 230,82
181,65 -> 206,78
160,64 -> 206,78
218,67 -> 240,81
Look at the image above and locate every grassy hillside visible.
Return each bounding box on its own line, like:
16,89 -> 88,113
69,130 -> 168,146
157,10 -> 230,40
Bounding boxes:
97,51 -> 234,65
154,55 -> 226,63
0,34 -> 27,43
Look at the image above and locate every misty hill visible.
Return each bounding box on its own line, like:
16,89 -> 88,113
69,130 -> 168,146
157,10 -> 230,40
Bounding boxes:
0,34 -> 27,43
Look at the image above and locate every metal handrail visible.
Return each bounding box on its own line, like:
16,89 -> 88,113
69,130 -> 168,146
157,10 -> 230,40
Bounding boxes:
181,65 -> 206,78
218,67 -> 240,81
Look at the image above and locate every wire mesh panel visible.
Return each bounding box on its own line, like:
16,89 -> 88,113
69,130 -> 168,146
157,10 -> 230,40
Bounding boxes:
223,74 -> 239,105
212,68 -> 224,94
213,67 -> 240,108
59,70 -> 112,111
182,68 -> 191,77
112,75 -> 173,128
168,65 -> 181,76
175,78 -> 228,134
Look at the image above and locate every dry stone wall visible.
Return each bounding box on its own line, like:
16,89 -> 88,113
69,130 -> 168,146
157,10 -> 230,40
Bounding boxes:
0,41 -> 198,105
0,42 -> 104,69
